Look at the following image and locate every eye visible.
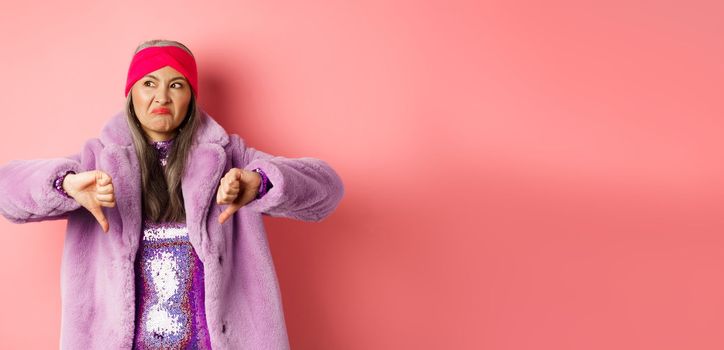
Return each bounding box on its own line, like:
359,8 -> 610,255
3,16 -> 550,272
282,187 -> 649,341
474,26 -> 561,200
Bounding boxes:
171,82 -> 184,88
143,80 -> 154,87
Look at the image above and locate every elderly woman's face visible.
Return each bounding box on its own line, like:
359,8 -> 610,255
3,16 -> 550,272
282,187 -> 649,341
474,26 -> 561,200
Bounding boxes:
131,66 -> 192,142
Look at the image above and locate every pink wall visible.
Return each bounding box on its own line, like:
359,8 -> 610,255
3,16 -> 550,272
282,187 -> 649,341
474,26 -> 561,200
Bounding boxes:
1,0 -> 723,349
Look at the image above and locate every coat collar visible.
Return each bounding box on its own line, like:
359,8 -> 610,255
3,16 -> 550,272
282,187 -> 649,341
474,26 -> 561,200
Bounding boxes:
99,107 -> 230,259
99,107 -> 229,148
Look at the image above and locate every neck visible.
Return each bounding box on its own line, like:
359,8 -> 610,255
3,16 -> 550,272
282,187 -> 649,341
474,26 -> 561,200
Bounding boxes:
144,129 -> 178,143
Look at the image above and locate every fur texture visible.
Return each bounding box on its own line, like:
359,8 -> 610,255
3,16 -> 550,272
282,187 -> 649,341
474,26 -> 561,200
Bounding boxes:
0,108 -> 345,349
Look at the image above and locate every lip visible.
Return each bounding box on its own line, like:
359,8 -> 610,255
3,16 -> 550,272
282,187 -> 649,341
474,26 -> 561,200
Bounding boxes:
152,108 -> 171,115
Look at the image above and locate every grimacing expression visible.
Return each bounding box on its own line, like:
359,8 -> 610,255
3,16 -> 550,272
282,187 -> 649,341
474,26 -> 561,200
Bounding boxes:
131,66 -> 192,141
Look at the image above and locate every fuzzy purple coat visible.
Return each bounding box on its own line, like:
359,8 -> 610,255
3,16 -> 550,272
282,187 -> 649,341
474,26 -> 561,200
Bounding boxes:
0,108 -> 345,349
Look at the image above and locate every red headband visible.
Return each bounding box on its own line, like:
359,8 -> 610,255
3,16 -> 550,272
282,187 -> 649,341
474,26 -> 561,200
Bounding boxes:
124,46 -> 198,98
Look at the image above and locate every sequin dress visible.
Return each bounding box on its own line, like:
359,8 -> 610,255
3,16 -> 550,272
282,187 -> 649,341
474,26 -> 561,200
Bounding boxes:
132,138 -> 213,350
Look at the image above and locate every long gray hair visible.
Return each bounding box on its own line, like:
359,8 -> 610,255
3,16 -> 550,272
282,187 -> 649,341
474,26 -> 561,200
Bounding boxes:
125,39 -> 200,223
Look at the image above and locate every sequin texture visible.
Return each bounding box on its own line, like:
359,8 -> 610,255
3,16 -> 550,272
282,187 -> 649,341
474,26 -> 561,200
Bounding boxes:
152,138 -> 174,167
132,138 -> 212,349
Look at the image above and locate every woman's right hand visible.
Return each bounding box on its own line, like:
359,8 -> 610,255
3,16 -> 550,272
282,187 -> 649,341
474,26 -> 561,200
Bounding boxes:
62,170 -> 115,233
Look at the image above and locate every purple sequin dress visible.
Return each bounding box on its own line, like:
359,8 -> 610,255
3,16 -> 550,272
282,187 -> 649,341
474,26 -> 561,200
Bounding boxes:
132,138 -> 212,349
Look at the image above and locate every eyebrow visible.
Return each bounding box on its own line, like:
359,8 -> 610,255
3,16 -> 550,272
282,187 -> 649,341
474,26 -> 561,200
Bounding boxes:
143,74 -> 186,82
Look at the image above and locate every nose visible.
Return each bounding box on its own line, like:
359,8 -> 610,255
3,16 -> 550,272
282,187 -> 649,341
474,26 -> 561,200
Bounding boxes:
154,86 -> 171,104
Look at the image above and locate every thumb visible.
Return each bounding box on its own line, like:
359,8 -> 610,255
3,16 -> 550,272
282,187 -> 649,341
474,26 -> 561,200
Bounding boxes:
218,202 -> 242,224
88,204 -> 109,233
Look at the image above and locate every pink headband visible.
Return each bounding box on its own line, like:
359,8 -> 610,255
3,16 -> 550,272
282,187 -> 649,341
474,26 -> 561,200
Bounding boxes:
124,46 -> 198,98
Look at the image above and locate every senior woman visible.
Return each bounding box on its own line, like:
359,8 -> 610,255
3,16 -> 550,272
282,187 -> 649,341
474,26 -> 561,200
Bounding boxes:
0,39 -> 344,349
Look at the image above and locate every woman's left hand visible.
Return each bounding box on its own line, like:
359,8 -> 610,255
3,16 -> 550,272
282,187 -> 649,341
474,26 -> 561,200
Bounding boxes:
216,168 -> 262,224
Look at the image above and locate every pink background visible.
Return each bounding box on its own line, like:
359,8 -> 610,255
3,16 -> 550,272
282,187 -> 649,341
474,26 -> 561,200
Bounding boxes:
1,0 -> 723,349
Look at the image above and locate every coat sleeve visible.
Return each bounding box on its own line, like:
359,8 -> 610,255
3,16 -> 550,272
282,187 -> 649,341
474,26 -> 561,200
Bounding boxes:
230,134 -> 345,222
0,149 -> 86,224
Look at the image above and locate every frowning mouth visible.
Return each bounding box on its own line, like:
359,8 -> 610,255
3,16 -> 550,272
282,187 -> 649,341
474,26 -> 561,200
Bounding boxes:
152,108 -> 171,114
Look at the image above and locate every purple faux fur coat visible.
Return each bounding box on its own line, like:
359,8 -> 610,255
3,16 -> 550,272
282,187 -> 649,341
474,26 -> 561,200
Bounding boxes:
0,108 -> 345,349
